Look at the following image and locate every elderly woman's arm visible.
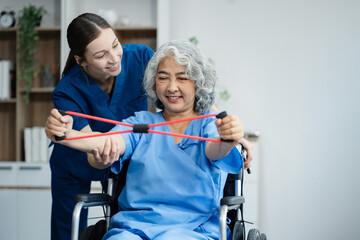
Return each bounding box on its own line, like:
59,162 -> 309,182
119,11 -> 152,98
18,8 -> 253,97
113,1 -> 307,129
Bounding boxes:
205,114 -> 244,161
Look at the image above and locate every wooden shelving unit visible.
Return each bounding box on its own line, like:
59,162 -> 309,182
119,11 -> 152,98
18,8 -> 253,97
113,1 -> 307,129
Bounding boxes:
115,26 -> 157,50
0,27 -> 17,162
0,26 -> 157,162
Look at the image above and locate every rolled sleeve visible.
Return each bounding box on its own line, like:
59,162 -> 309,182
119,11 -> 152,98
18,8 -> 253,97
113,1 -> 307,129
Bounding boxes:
110,131 -> 135,174
109,114 -> 142,174
211,146 -> 243,174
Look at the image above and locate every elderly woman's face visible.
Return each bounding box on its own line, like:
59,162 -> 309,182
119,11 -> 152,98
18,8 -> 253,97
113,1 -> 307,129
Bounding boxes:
156,56 -> 196,115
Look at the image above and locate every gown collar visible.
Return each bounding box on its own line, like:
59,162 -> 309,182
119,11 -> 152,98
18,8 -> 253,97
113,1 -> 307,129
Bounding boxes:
157,111 -> 208,148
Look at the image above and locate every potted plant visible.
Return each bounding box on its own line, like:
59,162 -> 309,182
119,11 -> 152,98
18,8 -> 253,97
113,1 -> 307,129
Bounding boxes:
17,4 -> 47,103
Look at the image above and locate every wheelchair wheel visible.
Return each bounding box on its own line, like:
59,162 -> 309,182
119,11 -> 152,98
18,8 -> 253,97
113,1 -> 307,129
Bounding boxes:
232,221 -> 245,240
247,228 -> 261,240
260,233 -> 267,240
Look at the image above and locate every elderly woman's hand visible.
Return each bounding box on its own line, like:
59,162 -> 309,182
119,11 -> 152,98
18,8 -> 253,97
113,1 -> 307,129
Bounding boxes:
215,114 -> 244,146
88,136 -> 120,169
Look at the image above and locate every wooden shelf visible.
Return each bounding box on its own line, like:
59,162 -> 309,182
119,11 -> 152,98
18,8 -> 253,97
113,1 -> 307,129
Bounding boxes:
35,26 -> 61,31
0,99 -> 16,103
20,87 -> 55,94
0,27 -> 17,32
115,27 -> 157,50
0,26 -> 152,31
0,27 -> 61,31
115,26 -> 157,31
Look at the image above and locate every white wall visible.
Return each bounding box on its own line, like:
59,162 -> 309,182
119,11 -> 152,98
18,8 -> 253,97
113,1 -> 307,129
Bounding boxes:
158,0 -> 360,239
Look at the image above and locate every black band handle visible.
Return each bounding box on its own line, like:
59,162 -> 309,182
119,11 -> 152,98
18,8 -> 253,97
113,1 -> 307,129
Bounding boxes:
216,111 -> 233,143
54,110 -> 67,141
133,124 -> 149,133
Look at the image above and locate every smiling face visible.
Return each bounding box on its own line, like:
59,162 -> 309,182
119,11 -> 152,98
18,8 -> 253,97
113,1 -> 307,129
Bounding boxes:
77,28 -> 123,82
156,56 -> 197,118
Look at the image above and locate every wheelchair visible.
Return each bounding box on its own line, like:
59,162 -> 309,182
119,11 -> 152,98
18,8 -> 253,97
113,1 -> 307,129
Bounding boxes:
71,145 -> 267,240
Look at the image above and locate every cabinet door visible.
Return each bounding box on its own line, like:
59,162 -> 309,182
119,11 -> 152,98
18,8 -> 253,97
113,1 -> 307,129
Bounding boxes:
0,164 -> 17,240
0,164 -> 17,186
17,163 -> 51,187
17,189 -> 51,240
0,189 -> 17,240
16,163 -> 51,240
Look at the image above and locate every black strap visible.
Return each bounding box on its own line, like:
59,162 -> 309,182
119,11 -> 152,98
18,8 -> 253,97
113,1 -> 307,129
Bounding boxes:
216,111 -> 233,143
54,110 -> 67,141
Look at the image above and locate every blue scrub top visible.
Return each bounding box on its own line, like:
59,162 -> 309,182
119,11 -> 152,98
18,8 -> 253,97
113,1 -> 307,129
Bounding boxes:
106,111 -> 243,239
50,44 -> 154,181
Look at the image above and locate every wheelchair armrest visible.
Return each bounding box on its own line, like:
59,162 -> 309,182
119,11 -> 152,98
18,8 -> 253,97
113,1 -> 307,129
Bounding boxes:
74,193 -> 111,207
220,196 -> 245,207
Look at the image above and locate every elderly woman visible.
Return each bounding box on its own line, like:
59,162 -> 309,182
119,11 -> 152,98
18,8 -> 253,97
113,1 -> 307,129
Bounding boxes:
45,40 -> 245,240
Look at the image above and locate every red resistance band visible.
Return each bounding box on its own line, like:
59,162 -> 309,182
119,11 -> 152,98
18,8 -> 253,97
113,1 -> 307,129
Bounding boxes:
57,110 -> 230,143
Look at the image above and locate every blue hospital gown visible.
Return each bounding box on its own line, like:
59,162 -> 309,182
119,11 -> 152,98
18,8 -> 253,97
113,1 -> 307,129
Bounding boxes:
105,110 -> 243,240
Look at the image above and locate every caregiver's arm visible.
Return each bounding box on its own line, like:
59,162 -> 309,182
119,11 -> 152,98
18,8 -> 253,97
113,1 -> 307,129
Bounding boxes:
205,114 -> 244,161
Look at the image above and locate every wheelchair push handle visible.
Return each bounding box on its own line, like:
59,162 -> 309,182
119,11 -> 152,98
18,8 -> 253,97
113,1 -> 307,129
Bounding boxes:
239,143 -> 251,174
54,110 -> 67,141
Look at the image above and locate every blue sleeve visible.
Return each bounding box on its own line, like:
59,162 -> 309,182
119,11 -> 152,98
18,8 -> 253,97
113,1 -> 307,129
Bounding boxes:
212,148 -> 243,174
143,45 -> 154,63
110,112 -> 144,174
202,113 -> 243,173
140,46 -> 154,97
138,45 -> 154,97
